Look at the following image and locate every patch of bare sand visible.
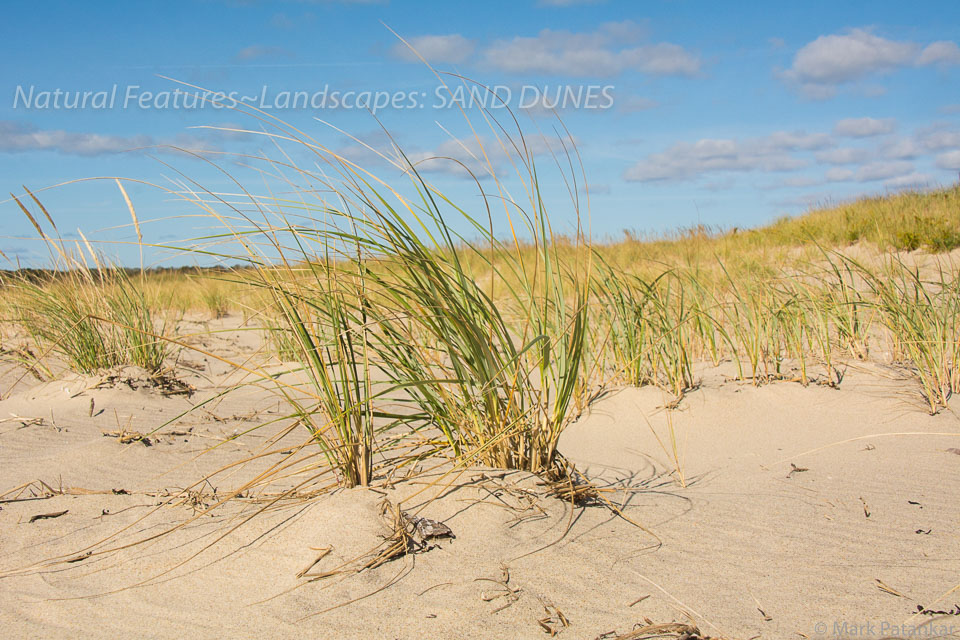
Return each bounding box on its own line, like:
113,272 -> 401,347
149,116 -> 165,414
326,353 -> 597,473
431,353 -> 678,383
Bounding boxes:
1,352 -> 958,638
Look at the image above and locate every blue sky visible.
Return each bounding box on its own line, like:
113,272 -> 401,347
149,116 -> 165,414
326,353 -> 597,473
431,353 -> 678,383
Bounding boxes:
2,0 -> 959,266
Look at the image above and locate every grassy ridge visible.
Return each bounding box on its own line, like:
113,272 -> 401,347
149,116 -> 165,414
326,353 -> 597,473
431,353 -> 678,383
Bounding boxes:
606,185 -> 960,270
763,185 -> 960,251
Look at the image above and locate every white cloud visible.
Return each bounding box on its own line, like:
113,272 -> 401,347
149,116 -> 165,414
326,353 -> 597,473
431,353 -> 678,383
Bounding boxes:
0,121 -> 216,156
782,28 -> 960,97
815,147 -> 871,164
389,21 -> 699,77
797,84 -> 839,100
884,172 -> 934,189
936,150 -> 960,170
919,126 -> 960,150
879,137 -> 923,159
824,161 -> 913,183
622,131 -> 828,182
407,137 -> 491,176
854,160 -> 914,182
482,21 -> 700,77
390,34 -> 475,64
631,121 -> 960,189
786,29 -> 916,84
703,177 -> 737,192
862,125 -> 960,165
825,167 -> 855,182
759,131 -> 833,151
407,133 -> 577,179
0,121 -> 152,156
587,182 -> 611,195
833,117 -> 896,137
918,41 -> 960,66
760,176 -> 824,190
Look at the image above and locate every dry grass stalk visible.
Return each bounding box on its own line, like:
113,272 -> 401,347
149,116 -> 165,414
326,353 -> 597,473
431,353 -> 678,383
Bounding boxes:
475,565 -> 521,613
101,429 -> 152,445
606,622 -> 711,640
537,599 -> 571,636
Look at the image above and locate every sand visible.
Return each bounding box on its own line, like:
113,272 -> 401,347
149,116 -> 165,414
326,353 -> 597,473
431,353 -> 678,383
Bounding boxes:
1,315 -> 959,639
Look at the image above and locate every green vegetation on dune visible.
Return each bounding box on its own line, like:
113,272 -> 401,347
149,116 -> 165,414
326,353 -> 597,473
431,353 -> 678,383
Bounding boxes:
762,185 -> 960,251
608,185 -> 960,269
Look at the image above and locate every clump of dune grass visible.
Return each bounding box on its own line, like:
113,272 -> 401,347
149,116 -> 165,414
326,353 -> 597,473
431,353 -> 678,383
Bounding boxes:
268,264 -> 378,488
8,191 -> 169,374
267,308 -> 302,362
198,279 -> 231,319
106,74 -> 591,485
274,152 -> 584,477
11,263 -> 170,375
709,263 -> 775,384
340,194 -> 590,475
593,261 -> 649,386
594,262 -> 694,396
851,256 -> 960,413
819,254 -> 872,361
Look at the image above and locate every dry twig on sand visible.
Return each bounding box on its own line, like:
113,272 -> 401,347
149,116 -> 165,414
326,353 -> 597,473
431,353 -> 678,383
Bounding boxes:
603,621 -> 712,640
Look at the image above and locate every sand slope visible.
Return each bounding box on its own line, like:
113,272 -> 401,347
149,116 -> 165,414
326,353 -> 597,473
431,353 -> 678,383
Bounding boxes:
1,326 -> 959,639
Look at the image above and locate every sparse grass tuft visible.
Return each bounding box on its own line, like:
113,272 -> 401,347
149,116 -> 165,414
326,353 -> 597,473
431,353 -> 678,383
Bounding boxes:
9,259 -> 169,374
7,193 -> 169,374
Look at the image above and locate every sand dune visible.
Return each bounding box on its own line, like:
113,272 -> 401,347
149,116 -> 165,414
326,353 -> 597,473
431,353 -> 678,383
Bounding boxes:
2,318 -> 959,639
